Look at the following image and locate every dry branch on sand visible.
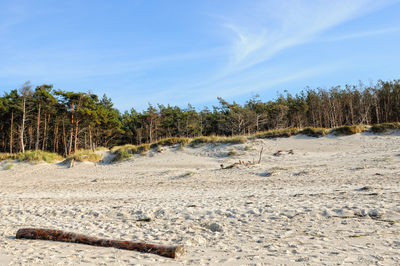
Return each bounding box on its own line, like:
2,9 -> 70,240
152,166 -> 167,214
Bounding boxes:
16,228 -> 184,259
221,147 -> 263,169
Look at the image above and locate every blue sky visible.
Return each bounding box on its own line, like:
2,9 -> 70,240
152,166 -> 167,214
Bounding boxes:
1,0 -> 400,111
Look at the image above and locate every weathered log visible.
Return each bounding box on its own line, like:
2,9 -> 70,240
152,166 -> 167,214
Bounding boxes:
16,228 -> 184,259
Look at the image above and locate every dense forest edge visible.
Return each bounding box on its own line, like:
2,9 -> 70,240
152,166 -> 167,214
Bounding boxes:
0,80 -> 399,161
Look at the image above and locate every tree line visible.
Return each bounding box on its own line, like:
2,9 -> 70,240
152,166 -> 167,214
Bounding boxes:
0,79 -> 399,155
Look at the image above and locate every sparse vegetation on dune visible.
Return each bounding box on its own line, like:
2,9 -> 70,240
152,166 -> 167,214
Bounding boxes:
251,128 -> 300,139
332,125 -> 368,135
3,163 -> 13,170
299,127 -> 329,137
370,122 -> 400,133
111,144 -> 150,154
191,136 -> 247,145
67,149 -> 103,162
95,146 -> 109,151
0,153 -> 15,162
110,144 -> 150,162
150,137 -> 191,148
0,150 -> 62,163
111,150 -> 133,162
227,149 -> 237,156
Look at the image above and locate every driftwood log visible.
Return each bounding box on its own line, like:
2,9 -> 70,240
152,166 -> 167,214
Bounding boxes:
16,228 -> 184,259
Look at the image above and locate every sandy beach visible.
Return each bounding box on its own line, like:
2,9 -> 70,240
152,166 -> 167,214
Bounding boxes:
1,132 -> 400,265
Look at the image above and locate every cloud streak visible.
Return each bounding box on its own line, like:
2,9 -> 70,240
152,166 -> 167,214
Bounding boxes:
219,0 -> 398,76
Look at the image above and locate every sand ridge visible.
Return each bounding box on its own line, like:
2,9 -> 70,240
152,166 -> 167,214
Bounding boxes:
0,133 -> 400,264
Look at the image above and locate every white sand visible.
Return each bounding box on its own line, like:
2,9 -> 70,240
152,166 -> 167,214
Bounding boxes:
1,133 -> 400,265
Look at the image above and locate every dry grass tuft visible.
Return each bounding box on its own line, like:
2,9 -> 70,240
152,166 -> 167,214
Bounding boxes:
191,136 -> 246,145
252,128 -> 299,139
332,125 -> 367,135
110,143 -> 150,162
299,127 -> 329,137
370,122 -> 400,133
67,149 -> 103,162
227,149 -> 237,156
150,137 -> 191,148
0,151 -> 62,163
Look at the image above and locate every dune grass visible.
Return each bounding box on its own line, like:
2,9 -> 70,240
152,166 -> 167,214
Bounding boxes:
191,135 -> 247,145
370,122 -> 400,133
0,150 -> 62,163
67,149 -> 103,162
95,146 -> 109,151
150,137 -> 191,148
110,143 -> 150,162
252,128 -> 300,139
332,125 -> 367,135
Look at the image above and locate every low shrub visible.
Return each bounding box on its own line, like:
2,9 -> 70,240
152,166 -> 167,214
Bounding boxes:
191,136 -> 246,145
111,150 -> 133,162
110,143 -> 150,162
332,125 -> 367,135
0,153 -> 16,162
111,144 -> 150,154
252,128 -> 299,139
299,127 -> 329,137
370,122 -> 400,133
150,137 -> 191,148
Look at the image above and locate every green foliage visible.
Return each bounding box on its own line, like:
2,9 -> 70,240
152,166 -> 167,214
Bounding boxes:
67,149 -> 103,162
332,125 -> 367,135
299,127 -> 329,137
1,79 -> 400,156
252,128 -> 299,139
370,122 -> 400,133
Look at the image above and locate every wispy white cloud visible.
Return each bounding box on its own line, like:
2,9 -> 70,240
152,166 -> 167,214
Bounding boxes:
219,0 -> 398,76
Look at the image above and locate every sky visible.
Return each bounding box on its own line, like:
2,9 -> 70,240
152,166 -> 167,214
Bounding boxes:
1,0 -> 400,111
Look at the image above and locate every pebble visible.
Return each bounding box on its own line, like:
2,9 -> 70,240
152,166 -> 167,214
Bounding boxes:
207,222 -> 223,232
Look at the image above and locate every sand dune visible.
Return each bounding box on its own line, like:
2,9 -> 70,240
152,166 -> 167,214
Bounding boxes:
1,132 -> 400,264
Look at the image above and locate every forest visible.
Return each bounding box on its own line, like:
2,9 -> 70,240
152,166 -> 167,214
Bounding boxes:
0,79 -> 399,156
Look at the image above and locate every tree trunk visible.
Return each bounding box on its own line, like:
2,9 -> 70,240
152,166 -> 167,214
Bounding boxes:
54,123 -> 59,153
10,111 -> 13,153
89,124 -> 93,151
68,103 -> 74,155
35,102 -> 41,150
62,120 -> 67,156
42,112 -> 47,150
74,120 -> 79,152
20,98 -> 26,153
